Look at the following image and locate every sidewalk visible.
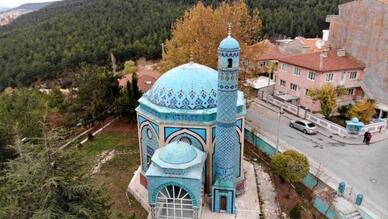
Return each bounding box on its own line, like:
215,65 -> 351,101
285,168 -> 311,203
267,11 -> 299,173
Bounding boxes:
253,98 -> 388,145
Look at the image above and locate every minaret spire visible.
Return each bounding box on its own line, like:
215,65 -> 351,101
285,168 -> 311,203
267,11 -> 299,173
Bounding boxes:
228,22 -> 232,37
189,49 -> 194,64
212,27 -> 241,214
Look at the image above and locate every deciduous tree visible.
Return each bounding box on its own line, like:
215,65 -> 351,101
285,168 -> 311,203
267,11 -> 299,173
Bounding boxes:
123,60 -> 137,75
346,99 -> 376,124
162,1 -> 263,72
308,84 -> 346,118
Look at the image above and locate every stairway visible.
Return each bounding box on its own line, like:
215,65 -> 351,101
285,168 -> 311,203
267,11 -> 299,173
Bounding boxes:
343,210 -> 362,219
335,197 -> 362,219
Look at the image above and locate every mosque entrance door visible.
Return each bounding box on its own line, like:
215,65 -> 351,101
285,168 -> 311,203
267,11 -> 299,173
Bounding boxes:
220,196 -> 227,211
155,185 -> 194,219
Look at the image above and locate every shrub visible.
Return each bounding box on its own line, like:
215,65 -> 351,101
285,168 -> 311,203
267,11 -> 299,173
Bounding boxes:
290,203 -> 302,219
271,150 -> 310,184
295,183 -> 305,197
338,104 -> 351,117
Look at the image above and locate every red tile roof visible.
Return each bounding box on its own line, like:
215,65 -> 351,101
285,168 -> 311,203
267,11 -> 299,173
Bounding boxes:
255,40 -> 287,61
298,38 -> 323,53
118,68 -> 161,92
278,50 -> 365,72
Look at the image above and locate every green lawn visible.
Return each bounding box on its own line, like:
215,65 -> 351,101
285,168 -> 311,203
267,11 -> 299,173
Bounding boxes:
79,121 -> 147,219
80,132 -> 131,163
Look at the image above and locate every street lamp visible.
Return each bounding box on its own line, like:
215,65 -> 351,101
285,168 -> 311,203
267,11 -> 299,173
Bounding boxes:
276,107 -> 284,154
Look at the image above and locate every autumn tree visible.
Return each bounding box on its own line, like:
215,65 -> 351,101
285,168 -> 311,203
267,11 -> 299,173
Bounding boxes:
308,84 -> 346,118
123,60 -> 137,75
162,0 -> 264,73
346,99 -> 376,124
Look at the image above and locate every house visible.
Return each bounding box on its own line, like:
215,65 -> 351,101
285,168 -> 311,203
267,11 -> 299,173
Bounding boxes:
276,36 -> 326,55
254,36 -> 327,80
118,67 -> 160,93
246,76 -> 276,98
274,49 -> 366,112
326,0 -> 388,118
253,40 -> 287,80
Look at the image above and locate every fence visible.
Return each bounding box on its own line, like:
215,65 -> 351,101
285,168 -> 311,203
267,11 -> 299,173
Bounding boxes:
305,113 -> 348,137
364,120 -> 387,133
264,95 -> 387,137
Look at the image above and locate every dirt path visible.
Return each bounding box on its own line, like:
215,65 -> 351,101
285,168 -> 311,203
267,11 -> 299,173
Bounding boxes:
90,150 -> 116,176
253,162 -> 282,219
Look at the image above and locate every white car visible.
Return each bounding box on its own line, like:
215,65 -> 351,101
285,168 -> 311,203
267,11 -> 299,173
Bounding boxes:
289,119 -> 318,134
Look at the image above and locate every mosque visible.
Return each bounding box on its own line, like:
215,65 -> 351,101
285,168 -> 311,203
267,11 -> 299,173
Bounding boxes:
133,31 -> 248,219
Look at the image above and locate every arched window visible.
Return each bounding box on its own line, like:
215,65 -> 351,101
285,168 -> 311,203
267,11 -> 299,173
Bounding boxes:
170,133 -> 204,151
155,185 -> 194,219
178,136 -> 192,145
141,125 -> 158,172
227,58 -> 233,68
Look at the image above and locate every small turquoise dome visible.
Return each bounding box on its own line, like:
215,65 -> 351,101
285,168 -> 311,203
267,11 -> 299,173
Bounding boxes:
148,63 -> 218,110
159,142 -> 197,164
219,36 -> 240,50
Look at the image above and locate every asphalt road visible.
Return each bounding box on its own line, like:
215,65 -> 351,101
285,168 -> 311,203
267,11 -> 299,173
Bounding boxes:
246,104 -> 388,214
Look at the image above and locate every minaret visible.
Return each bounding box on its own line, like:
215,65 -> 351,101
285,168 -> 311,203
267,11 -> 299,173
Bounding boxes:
212,26 -> 240,214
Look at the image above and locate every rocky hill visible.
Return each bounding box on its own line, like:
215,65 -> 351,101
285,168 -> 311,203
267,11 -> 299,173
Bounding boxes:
0,2 -> 53,26
0,7 -> 10,12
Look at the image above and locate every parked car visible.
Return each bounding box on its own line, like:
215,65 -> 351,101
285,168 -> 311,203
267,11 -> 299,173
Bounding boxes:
289,119 -> 317,134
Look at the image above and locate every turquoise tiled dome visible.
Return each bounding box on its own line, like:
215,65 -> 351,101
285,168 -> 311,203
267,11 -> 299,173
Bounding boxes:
159,142 -> 197,164
148,63 -> 218,110
219,36 -> 240,49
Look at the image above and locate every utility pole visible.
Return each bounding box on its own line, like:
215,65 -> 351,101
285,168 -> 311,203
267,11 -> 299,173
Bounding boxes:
161,43 -> 165,61
110,53 -> 117,75
276,107 -> 284,154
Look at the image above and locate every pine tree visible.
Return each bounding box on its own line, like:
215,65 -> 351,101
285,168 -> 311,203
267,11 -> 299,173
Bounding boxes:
0,127 -> 111,219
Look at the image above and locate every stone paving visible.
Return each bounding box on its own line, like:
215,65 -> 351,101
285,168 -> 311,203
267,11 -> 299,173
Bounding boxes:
129,160 -> 261,219
201,160 -> 261,219
253,162 -> 281,219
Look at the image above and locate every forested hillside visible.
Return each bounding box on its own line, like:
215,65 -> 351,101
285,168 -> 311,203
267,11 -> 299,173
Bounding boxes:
247,0 -> 351,38
0,0 -> 349,89
0,0 -> 192,89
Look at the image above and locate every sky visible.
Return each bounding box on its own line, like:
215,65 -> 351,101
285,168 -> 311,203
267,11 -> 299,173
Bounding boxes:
0,0 -> 60,8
